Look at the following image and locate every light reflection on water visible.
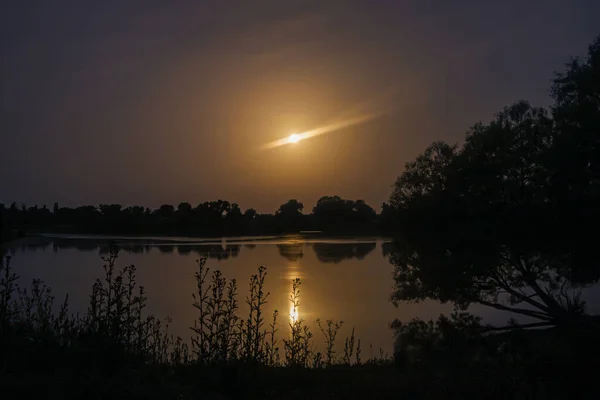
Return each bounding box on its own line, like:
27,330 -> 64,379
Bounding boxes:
8,235 -> 414,355
10,234 -> 600,356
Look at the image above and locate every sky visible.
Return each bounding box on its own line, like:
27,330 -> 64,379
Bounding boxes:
1,0 -> 599,213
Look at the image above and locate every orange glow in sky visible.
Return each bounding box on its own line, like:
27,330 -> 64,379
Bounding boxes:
261,113 -> 382,150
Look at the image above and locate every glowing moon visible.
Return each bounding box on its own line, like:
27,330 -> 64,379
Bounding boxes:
261,113 -> 382,150
288,133 -> 300,144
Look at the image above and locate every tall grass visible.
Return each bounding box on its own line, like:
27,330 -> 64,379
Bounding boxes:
1,244 -> 189,369
190,257 -> 361,367
85,245 -> 189,364
1,243 -> 365,369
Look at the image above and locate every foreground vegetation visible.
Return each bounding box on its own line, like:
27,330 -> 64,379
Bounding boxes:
1,244 -> 598,399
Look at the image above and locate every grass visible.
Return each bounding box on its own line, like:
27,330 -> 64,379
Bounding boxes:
0,243 -> 598,399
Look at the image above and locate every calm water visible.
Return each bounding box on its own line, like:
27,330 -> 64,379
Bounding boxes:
7,234 -> 600,356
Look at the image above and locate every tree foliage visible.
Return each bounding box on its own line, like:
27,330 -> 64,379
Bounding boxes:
386,35 -> 600,328
312,196 -> 376,232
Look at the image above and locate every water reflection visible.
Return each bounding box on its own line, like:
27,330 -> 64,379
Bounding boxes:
157,245 -> 175,254
189,244 -> 240,260
12,237 -> 381,264
312,242 -> 376,263
54,239 -> 99,253
7,235 -> 448,356
25,241 -> 51,253
10,235 -> 600,358
10,237 -> 245,261
290,300 -> 299,323
277,242 -> 304,262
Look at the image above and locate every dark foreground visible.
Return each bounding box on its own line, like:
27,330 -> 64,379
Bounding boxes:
2,331 -> 598,400
1,248 -> 598,399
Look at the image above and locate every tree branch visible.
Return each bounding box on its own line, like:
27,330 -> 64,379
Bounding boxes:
482,321 -> 555,332
517,257 -> 568,314
476,299 -> 554,321
490,265 -> 552,313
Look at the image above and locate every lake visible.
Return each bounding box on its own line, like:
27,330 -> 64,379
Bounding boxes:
6,234 -> 600,357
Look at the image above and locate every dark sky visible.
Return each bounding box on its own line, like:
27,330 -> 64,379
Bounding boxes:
2,1 -> 598,212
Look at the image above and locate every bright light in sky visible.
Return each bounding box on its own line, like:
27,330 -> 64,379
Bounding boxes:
288,133 -> 300,143
261,113 -> 382,150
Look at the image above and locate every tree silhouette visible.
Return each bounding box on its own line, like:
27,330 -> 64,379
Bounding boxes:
243,208 -> 257,220
276,200 -> 304,232
177,202 -> 192,214
548,35 -> 600,283
2,197 -> 379,237
155,204 -> 175,219
386,36 -> 600,329
276,199 -> 304,217
312,196 -> 376,232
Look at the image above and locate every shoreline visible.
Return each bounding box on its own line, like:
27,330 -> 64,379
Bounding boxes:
3,232 -> 393,250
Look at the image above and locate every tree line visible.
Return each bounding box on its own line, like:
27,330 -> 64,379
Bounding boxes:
0,195 -> 378,237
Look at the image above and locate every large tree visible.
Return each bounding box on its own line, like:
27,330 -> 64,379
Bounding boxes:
548,35 -> 600,283
386,35 -> 600,329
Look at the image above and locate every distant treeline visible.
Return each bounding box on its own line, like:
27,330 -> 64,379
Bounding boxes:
0,196 -> 381,237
